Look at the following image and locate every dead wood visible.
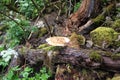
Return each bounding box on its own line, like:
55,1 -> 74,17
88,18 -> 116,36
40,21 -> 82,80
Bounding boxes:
79,3 -> 115,34
9,47 -> 120,73
6,47 -> 120,80
64,0 -> 100,35
52,48 -> 120,72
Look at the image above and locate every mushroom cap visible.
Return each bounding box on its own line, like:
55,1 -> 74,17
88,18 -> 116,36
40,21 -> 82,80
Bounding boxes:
46,36 -> 70,46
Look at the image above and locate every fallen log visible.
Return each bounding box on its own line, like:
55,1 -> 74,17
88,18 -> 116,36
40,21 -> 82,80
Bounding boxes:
7,46 -> 120,79
52,47 -> 120,72
8,47 -> 120,72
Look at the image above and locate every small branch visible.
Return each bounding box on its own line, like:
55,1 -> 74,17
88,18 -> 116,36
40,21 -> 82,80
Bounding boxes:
78,3 -> 115,33
79,20 -> 93,32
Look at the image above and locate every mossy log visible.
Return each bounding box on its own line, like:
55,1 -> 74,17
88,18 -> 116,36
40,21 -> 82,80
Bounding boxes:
52,48 -> 120,72
7,47 -> 120,79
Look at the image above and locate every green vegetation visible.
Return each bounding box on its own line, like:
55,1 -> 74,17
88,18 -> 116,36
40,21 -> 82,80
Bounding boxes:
90,27 -> 119,48
0,48 -> 51,80
18,0 -> 45,19
5,19 -> 38,48
111,53 -> 120,60
90,51 -> 102,62
0,0 -> 45,19
0,49 -> 18,68
39,28 -> 48,37
1,66 -> 51,80
38,44 -> 63,51
93,14 -> 105,25
70,32 -> 85,48
0,0 -> 78,79
111,76 -> 120,80
73,1 -> 82,12
0,0 -> 120,80
0,0 -> 82,49
112,19 -> 120,32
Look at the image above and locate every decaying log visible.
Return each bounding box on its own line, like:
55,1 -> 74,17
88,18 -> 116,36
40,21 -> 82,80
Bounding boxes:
8,47 -> 120,72
7,47 -> 120,80
52,48 -> 120,72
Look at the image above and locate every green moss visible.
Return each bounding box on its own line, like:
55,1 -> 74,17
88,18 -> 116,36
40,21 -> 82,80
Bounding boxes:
70,33 -> 85,48
104,52 -> 113,56
93,14 -> 104,25
42,46 -> 62,51
39,27 -> 48,37
90,51 -> 102,62
38,43 -> 63,51
81,69 -> 87,76
114,40 -> 120,47
111,53 -> 120,60
90,27 -> 119,48
92,4 -> 114,25
38,44 -> 49,49
112,19 -> 120,32
16,46 -> 28,55
104,4 -> 114,14
112,76 -> 120,80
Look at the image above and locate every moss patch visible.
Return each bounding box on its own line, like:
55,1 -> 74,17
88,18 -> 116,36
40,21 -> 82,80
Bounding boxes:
90,27 -> 119,48
39,27 -> 48,37
92,14 -> 104,25
69,33 -> 85,49
111,53 -> 120,60
89,51 -> 102,62
38,44 -> 63,51
111,76 -> 120,80
112,19 -> 120,32
38,44 -> 49,49
114,39 -> 120,47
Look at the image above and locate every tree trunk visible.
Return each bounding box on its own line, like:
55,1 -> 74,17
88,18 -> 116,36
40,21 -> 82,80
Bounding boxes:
64,0 -> 100,35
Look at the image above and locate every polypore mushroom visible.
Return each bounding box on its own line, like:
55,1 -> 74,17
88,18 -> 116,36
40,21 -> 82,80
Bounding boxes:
46,36 -> 70,46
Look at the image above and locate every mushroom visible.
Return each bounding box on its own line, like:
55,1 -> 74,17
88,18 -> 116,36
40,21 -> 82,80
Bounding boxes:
46,36 -> 70,46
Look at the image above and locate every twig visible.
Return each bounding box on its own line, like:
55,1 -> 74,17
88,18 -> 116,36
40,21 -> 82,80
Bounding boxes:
79,20 -> 93,32
78,4 -> 115,33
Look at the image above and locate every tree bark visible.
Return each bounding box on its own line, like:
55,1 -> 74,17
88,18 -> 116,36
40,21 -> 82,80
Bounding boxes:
64,0 -> 100,35
8,47 -> 120,80
11,48 -> 120,72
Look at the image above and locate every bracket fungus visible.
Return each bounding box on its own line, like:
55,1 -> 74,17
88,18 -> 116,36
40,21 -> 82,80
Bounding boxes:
46,36 -> 70,46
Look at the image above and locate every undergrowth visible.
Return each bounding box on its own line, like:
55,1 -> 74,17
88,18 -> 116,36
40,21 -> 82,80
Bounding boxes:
0,48 -> 52,80
1,66 -> 51,80
4,19 -> 38,48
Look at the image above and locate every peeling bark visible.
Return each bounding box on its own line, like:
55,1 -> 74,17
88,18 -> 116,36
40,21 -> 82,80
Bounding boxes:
64,0 -> 100,35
